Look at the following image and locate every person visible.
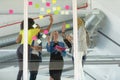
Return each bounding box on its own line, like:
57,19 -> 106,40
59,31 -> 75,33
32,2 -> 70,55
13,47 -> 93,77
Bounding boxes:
61,18 -> 89,66
46,31 -> 66,80
16,14 -> 53,80
62,18 -> 89,80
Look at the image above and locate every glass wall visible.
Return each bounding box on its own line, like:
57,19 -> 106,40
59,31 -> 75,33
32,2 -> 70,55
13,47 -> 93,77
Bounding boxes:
0,0 -> 23,80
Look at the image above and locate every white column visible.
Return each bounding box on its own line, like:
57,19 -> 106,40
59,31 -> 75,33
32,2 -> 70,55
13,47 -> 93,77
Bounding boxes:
72,0 -> 84,80
23,0 -> 28,80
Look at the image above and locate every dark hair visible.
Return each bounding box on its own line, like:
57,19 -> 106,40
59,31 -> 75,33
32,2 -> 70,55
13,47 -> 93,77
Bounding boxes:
20,20 -> 24,30
20,18 -> 35,30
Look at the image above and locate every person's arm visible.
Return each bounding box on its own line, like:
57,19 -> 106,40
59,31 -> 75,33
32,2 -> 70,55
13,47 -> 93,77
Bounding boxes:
40,14 -> 53,33
16,34 -> 22,43
31,46 -> 42,51
62,22 -> 66,38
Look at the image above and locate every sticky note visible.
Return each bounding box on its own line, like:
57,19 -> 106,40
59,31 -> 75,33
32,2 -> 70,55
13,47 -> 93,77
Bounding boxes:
52,0 -> 56,4
65,11 -> 69,15
33,24 -> 37,28
65,5 -> 70,10
52,7 -> 56,11
28,1 -> 33,6
39,15 -> 44,19
35,4 -> 40,8
42,0 -> 46,3
32,36 -> 37,40
46,2 -> 50,7
65,24 -> 70,28
54,10 -> 59,15
56,6 -> 61,11
43,30 -> 48,34
40,7 -> 45,11
37,39 -> 42,44
60,11 -> 65,15
46,9 -> 51,14
9,9 -> 14,14
42,34 -> 47,38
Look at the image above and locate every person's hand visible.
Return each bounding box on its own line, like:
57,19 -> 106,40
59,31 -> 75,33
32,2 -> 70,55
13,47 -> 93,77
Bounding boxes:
33,46 -> 42,51
62,22 -> 66,33
56,48 -> 62,52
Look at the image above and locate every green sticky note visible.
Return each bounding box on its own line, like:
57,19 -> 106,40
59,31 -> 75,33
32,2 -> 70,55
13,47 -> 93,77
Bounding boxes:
54,10 -> 59,15
65,24 -> 70,29
35,4 -> 40,8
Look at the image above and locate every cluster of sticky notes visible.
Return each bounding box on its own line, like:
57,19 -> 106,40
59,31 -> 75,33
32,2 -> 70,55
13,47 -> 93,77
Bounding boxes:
27,1 -> 71,15
65,24 -> 71,29
60,10 -> 69,15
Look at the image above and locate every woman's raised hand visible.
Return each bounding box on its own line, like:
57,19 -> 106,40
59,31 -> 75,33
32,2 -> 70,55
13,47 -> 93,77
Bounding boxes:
62,22 -> 66,33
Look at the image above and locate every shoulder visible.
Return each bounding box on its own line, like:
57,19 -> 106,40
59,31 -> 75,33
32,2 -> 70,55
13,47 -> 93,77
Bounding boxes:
19,30 -> 23,34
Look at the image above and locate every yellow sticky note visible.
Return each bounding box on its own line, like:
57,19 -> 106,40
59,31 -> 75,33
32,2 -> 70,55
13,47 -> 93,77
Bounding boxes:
56,6 -> 61,11
39,15 -> 43,19
52,0 -> 56,4
47,9 -> 51,14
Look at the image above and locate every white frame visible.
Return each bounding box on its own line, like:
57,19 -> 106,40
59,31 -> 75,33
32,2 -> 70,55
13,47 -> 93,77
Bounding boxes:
23,0 -> 28,80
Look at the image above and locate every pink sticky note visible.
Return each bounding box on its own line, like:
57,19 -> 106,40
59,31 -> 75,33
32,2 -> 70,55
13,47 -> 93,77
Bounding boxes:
46,2 -> 50,7
44,30 -> 48,34
32,36 -> 37,40
9,9 -> 14,14
28,1 -> 33,6
65,5 -> 70,10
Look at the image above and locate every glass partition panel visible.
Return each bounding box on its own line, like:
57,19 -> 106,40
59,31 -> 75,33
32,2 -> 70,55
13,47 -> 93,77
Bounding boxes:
28,0 -> 74,80
0,0 -> 23,80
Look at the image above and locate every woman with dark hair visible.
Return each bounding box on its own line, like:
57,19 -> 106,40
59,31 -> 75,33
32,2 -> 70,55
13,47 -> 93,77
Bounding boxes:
46,31 -> 66,80
16,14 -> 53,80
